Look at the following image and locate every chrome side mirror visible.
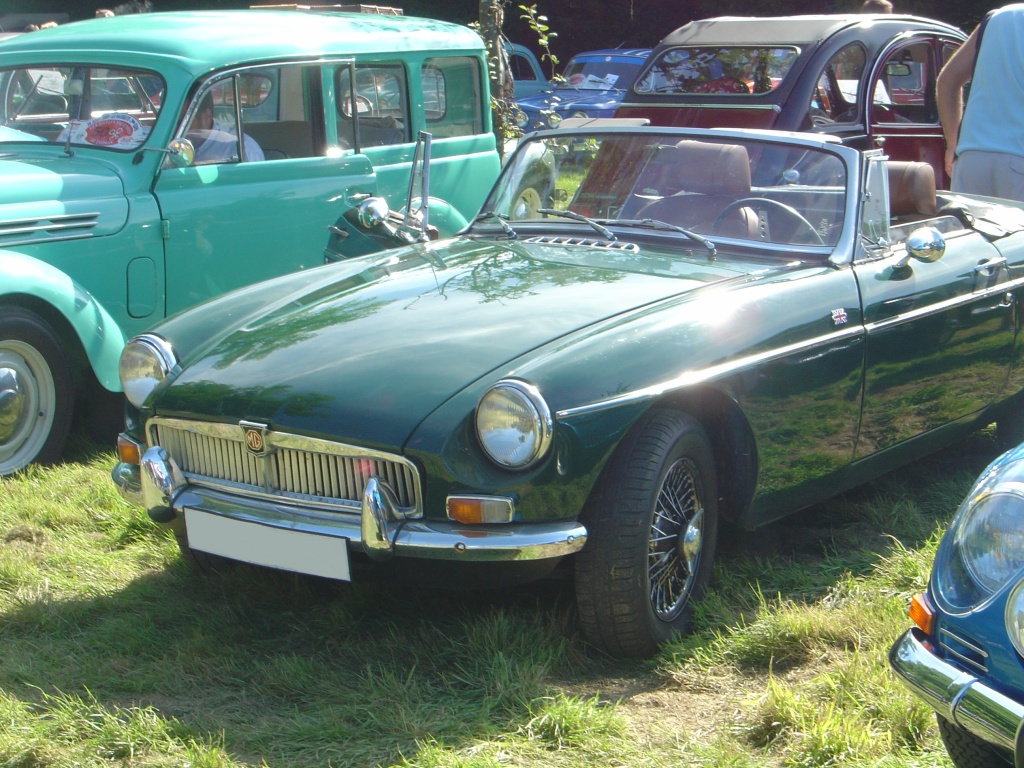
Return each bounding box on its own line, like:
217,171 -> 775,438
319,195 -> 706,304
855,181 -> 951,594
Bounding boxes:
357,197 -> 390,228
166,138 -> 195,168
897,226 -> 945,268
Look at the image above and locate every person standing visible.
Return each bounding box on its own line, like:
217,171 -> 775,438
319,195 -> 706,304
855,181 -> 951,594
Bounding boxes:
937,5 -> 1024,202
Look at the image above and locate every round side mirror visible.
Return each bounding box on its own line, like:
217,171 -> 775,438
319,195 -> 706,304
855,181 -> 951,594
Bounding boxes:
166,138 -> 195,168
358,197 -> 390,229
906,226 -> 945,264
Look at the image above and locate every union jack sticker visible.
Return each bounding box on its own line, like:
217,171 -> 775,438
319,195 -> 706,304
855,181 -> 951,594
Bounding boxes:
831,308 -> 848,326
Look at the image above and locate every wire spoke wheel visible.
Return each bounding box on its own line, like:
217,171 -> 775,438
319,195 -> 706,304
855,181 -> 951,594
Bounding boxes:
575,410 -> 718,658
649,458 -> 705,621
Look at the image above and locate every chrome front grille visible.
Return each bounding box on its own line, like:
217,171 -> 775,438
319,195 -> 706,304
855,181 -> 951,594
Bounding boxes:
149,417 -> 421,515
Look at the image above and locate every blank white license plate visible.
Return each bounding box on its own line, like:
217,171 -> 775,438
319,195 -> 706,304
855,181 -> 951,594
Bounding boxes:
184,509 -> 351,581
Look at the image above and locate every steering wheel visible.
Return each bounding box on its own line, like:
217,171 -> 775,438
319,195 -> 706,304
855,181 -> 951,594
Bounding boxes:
712,197 -> 824,245
343,94 -> 373,118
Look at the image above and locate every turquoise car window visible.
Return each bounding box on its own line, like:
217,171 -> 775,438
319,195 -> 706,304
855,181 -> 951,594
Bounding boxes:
633,46 -> 799,95
0,65 -> 164,148
336,64 -> 409,150
178,64 -> 322,165
423,56 -> 483,138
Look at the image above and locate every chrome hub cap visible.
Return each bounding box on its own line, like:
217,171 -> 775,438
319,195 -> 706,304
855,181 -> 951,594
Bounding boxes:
0,343 -> 55,474
649,457 -> 704,621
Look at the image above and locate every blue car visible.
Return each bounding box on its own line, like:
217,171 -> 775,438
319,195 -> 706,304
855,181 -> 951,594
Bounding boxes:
890,442 -> 1024,767
515,48 -> 650,131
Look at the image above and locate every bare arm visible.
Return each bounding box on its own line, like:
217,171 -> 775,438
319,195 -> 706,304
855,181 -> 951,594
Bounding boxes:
936,28 -> 980,176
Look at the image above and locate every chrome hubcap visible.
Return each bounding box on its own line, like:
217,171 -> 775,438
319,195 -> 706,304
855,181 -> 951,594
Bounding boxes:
649,457 -> 704,621
0,343 -> 55,474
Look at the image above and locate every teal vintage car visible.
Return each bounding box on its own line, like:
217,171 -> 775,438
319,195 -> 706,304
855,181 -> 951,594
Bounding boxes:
0,9 -> 500,475
112,121 -> 1024,658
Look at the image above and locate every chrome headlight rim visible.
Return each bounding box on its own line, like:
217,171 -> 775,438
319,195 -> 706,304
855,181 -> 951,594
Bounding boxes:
544,111 -> 563,129
119,333 -> 177,409
475,379 -> 553,470
1005,578 -> 1024,657
934,479 -> 1024,613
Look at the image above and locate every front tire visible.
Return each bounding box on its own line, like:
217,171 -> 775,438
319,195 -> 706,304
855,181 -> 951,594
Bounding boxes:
0,307 -> 74,476
575,410 -> 718,658
937,715 -> 1013,768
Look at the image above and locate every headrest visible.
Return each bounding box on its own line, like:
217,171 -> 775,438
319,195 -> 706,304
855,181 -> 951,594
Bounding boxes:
888,161 -> 936,217
650,140 -> 752,197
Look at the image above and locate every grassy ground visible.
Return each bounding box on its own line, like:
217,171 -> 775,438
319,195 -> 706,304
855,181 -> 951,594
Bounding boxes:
0,427 -> 995,767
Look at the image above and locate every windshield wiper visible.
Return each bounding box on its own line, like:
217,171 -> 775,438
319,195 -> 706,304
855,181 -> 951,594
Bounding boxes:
472,211 -> 518,240
618,218 -> 717,256
538,208 -> 616,241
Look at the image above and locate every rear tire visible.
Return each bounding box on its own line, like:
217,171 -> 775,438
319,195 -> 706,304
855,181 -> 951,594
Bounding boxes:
0,307 -> 74,476
937,715 -> 1013,768
575,410 -> 718,658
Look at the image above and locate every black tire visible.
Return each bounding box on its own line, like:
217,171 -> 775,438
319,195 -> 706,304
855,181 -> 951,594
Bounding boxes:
574,410 -> 718,658
0,307 -> 74,476
937,715 -> 1013,768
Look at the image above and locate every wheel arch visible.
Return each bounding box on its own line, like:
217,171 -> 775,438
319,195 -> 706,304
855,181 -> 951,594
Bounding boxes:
0,253 -> 127,393
652,385 -> 758,528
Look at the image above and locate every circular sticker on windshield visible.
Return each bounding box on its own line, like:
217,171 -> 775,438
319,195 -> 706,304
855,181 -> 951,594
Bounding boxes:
84,113 -> 144,146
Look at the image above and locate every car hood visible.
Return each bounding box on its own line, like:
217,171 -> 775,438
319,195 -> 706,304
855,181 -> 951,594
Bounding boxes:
520,88 -> 625,113
154,237 -> 766,448
0,153 -> 128,247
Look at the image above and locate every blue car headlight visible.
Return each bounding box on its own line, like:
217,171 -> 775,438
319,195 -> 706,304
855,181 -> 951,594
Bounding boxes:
475,379 -> 552,469
119,333 -> 176,409
934,452 -> 1024,612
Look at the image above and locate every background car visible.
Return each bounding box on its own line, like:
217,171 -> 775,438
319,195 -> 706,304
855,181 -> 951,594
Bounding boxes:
614,14 -> 965,188
505,41 -> 551,100
890,442 -> 1024,768
514,48 -> 651,132
113,121 -> 1024,660
0,9 -> 501,476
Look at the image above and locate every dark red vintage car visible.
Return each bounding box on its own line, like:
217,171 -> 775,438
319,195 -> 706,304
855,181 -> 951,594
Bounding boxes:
614,14 -> 965,187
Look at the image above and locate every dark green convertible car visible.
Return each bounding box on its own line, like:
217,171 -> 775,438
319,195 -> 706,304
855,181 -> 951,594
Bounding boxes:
113,121 -> 1024,658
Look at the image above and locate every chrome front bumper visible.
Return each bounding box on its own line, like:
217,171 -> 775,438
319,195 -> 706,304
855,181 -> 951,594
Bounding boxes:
889,627 -> 1024,766
112,446 -> 587,564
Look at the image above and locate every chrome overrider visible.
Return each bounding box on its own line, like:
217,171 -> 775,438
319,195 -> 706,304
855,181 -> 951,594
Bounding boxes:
890,627 -> 1024,764
113,445 -> 588,564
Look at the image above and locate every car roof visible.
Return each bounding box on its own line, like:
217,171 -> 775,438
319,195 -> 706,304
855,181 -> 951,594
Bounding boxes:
658,13 -> 963,46
568,48 -> 652,60
0,10 -> 483,72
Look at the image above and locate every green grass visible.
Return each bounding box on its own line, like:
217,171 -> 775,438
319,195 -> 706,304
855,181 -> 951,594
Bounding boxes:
0,427 -> 994,767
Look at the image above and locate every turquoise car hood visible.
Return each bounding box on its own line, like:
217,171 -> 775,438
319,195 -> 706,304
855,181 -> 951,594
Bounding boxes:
0,154 -> 128,245
156,238 -> 759,447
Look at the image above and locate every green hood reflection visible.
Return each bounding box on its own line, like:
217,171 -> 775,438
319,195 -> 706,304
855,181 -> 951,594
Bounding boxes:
156,238 -> 748,449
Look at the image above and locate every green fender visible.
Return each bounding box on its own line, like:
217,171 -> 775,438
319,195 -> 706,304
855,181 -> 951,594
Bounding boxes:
0,250 -> 127,392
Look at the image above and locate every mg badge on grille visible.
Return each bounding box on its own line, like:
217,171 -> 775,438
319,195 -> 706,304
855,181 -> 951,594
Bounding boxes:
240,421 -> 269,456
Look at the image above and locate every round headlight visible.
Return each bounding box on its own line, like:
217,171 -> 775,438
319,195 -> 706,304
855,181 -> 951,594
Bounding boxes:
119,334 -> 176,409
513,108 -> 529,129
475,380 -> 552,469
544,112 -> 563,129
1005,579 -> 1024,657
935,483 -> 1024,611
569,110 -> 589,120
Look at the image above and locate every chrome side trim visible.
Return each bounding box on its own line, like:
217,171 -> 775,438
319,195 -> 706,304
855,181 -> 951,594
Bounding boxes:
889,628 -> 1024,757
864,274 -> 1024,334
555,324 -> 864,419
616,101 -> 782,113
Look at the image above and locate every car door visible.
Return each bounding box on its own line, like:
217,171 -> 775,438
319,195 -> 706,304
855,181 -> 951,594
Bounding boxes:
867,35 -> 963,189
853,157 -> 1015,458
154,62 -> 376,316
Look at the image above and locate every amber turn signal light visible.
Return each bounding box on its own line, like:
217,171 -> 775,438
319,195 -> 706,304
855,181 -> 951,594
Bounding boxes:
908,592 -> 934,636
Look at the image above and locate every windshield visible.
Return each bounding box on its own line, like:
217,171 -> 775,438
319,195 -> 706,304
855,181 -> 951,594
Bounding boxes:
633,46 -> 799,95
480,132 -> 847,249
0,65 -> 164,149
560,54 -> 645,91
